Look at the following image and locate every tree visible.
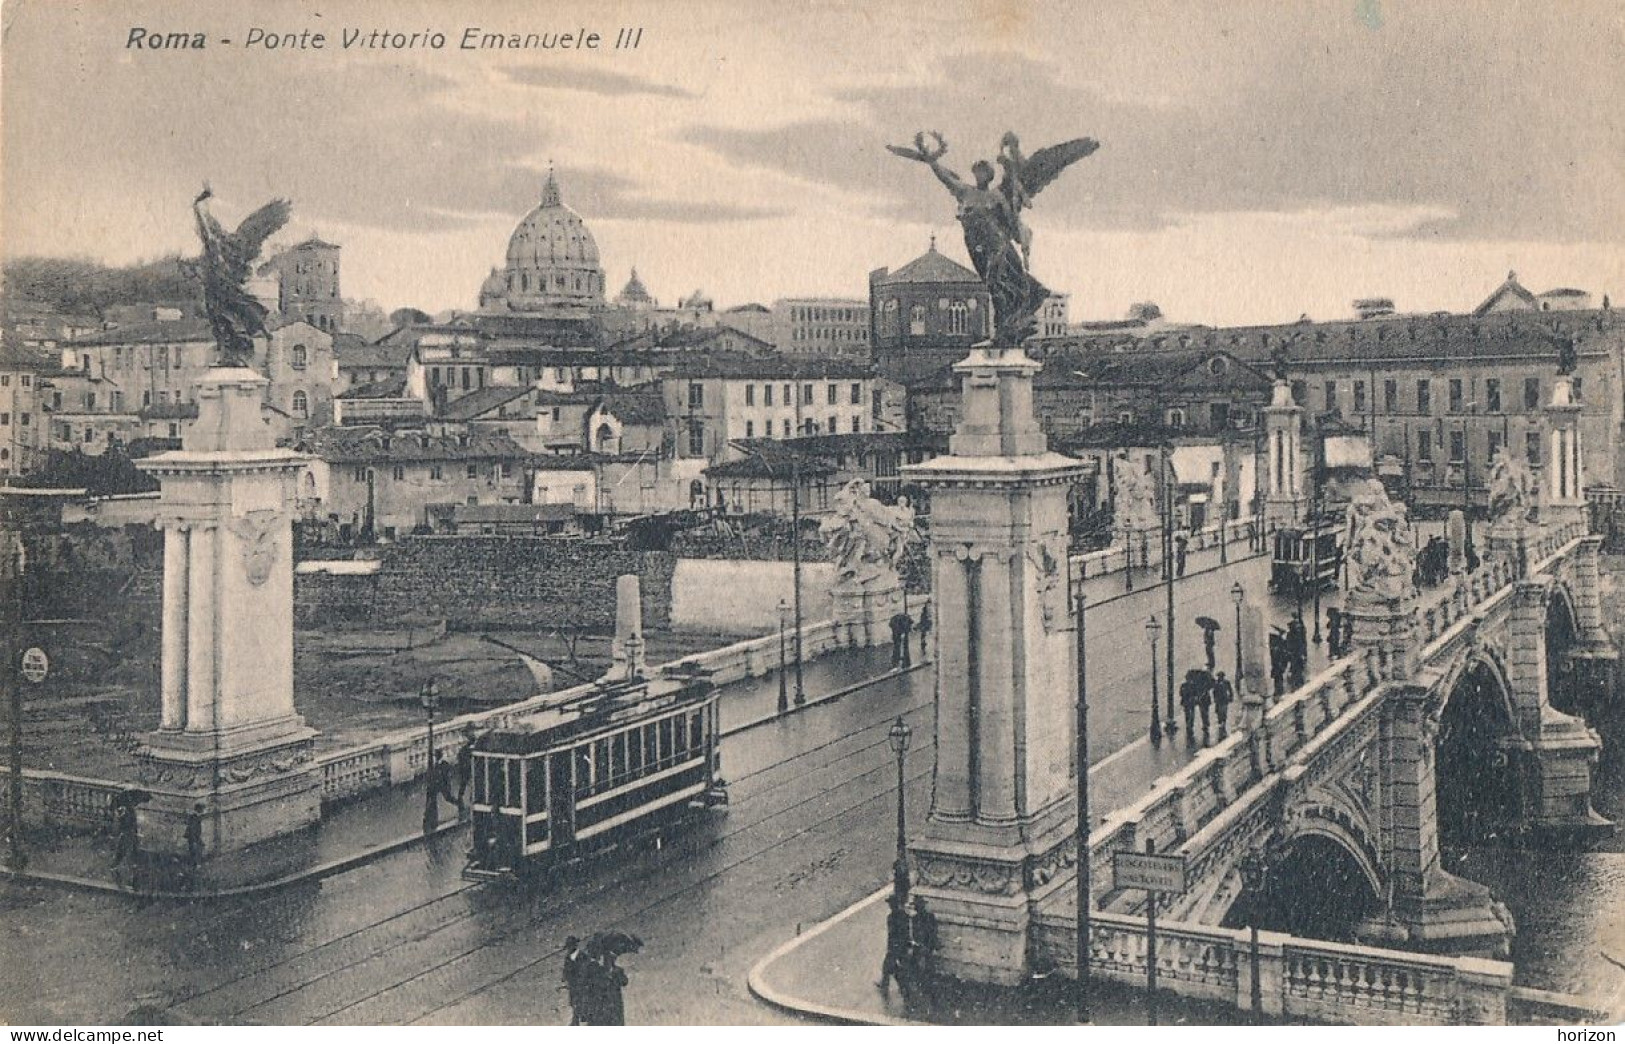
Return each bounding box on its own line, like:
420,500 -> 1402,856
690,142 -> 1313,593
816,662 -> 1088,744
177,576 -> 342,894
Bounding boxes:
389,307 -> 431,328
1128,301 -> 1163,322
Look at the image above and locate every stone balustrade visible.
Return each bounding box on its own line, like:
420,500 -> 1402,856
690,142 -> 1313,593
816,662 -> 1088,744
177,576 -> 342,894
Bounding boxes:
1030,909 -> 1513,1025
0,768 -> 126,830
1070,518 -> 1262,583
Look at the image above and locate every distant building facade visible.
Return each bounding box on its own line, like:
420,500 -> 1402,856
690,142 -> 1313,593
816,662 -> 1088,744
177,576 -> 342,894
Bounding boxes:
774,298 -> 871,358
261,237 -> 344,332
869,241 -> 992,381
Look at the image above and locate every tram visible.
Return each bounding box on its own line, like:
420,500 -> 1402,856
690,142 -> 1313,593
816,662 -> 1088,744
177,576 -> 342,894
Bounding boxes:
1268,515 -> 1346,596
463,673 -> 727,880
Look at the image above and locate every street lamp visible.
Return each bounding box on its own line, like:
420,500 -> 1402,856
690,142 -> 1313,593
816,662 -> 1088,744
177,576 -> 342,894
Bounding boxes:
777,598 -> 790,715
888,716 -> 913,902
1231,581 -> 1245,689
1160,444 -> 1177,741
1240,850 -> 1271,1022
1146,616 -> 1163,746
420,678 -> 440,834
790,455 -> 806,707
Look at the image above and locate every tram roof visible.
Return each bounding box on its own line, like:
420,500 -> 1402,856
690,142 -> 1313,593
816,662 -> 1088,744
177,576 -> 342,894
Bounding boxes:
475,675 -> 713,754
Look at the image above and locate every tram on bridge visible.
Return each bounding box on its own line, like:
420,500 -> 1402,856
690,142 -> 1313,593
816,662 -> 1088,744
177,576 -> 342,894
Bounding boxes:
1268,514 -> 1346,597
464,673 -> 728,880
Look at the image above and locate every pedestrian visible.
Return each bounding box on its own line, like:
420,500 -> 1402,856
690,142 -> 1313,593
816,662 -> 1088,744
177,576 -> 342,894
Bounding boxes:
911,898 -> 939,960
1268,631 -> 1287,697
889,611 -> 913,669
599,953 -> 629,1026
1286,617 -> 1308,688
575,952 -> 607,1025
1212,670 -> 1234,737
185,802 -> 205,869
433,754 -> 458,808
878,893 -> 913,996
561,936 -> 586,1025
1325,607 -> 1343,658
1202,624 -> 1217,671
1341,611 -> 1354,655
1174,534 -> 1189,578
917,603 -> 932,658
1196,667 -> 1213,744
1179,670 -> 1201,746
111,802 -> 139,869
455,740 -> 474,806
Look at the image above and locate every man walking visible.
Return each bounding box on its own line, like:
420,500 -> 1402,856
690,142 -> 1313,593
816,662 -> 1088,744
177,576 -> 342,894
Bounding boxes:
1196,667 -> 1213,744
1211,670 -> 1234,738
561,936 -> 586,1025
889,611 -> 913,669
1325,607 -> 1343,659
1179,670 -> 1200,746
1174,533 -> 1189,577
917,603 -> 932,659
1268,631 -> 1287,697
455,740 -> 475,807
185,802 -> 206,871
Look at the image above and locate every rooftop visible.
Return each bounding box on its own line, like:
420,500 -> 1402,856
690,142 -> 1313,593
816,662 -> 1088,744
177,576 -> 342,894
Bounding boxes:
70,318 -> 215,346
438,385 -> 534,421
300,426 -> 530,464
871,243 -> 983,287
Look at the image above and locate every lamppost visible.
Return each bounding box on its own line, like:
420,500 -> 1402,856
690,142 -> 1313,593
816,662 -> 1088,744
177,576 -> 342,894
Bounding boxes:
1310,414 -> 1324,645
790,455 -> 806,707
1074,576 -> 1092,1025
420,678 -> 440,834
1146,616 -> 1163,746
1240,850 -> 1271,1022
777,598 -> 790,715
1231,581 -> 1245,686
4,534 -> 26,872
888,716 -> 912,902
1160,445 -> 1177,740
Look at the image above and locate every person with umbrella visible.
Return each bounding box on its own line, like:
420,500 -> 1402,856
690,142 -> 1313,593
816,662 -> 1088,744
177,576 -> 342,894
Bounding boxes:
578,932 -> 641,1025
561,936 -> 586,1025
1195,615 -> 1221,670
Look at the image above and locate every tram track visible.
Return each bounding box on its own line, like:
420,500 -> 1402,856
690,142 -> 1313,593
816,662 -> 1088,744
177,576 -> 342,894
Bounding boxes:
168,691 -> 935,1024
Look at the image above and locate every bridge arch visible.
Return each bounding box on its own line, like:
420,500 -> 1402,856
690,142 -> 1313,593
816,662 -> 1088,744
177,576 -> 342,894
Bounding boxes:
1434,649 -> 1522,846
1544,581 -> 1582,716
1221,829 -> 1382,941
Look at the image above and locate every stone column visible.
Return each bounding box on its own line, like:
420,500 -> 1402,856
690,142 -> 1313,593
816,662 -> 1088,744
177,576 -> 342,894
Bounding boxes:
1543,376 -> 1587,529
903,346 -> 1087,985
159,523 -> 189,731
136,368 -> 320,860
1262,379 -> 1306,528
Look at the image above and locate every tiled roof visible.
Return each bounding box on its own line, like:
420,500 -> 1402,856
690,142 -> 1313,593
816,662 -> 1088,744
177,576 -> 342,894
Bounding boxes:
872,246 -> 982,287
300,426 -> 529,463
596,391 -> 667,426
439,385 -> 533,420
441,502 -> 576,524
337,375 -> 410,400
70,319 -> 215,346
138,402 -> 200,420
663,351 -> 872,380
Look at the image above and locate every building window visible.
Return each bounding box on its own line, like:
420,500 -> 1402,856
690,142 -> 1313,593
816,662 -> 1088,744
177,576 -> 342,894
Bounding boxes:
1485,378 -> 1501,413
292,390 -> 309,418
1448,378 -> 1463,413
1324,381 -> 1337,412
1525,377 -> 1541,410
851,416 -> 861,433
909,304 -> 926,335
764,384 -> 774,407
1383,379 -> 1398,412
826,384 -> 837,406
0,413 -> 8,426
168,423 -> 179,439
1167,408 -> 1186,428
392,465 -> 405,480
745,421 -> 754,438
1449,430 -> 1466,464
949,300 -> 968,335
430,465 -> 444,480
850,382 -> 862,405
1488,430 -> 1504,462
783,383 -> 791,406
354,467 -> 367,482
1526,430 -> 1541,465
1418,430 -> 1433,462
465,464 -> 478,479
1416,379 -> 1431,415
688,420 -> 705,456
745,384 -> 755,406
1573,377 -> 1583,401
1352,380 -> 1366,413
1291,381 -> 1307,406
802,383 -> 814,406
291,344 -> 308,370
827,414 -> 836,433
688,382 -> 704,408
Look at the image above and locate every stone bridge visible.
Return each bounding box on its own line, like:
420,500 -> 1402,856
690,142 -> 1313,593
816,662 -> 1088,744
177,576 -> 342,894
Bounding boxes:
1016,520 -> 1614,1023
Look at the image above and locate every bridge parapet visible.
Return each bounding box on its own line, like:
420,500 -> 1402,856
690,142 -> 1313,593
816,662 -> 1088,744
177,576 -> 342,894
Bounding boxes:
1030,909 -> 1514,1025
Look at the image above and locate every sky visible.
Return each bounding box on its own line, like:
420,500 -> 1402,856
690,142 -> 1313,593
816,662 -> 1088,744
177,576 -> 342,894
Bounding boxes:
3,0 -> 1622,327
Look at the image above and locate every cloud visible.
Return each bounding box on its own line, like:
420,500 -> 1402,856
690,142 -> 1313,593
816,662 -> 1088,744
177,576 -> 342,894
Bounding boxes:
500,66 -> 695,99
559,167 -> 787,224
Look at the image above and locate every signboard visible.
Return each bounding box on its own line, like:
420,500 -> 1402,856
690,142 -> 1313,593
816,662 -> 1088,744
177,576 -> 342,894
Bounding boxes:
1113,849 -> 1188,894
20,647 -> 49,684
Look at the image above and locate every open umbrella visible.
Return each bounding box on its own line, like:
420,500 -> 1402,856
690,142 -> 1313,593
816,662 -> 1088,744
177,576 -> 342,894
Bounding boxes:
582,931 -> 643,958
1194,616 -> 1222,633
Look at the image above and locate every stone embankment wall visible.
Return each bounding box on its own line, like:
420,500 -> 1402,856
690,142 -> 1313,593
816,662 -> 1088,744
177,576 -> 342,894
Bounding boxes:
295,536 -> 676,631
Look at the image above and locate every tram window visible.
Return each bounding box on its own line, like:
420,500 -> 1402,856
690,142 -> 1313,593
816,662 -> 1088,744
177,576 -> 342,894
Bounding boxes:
576,747 -> 593,797
507,760 -> 522,808
527,758 -> 547,809
659,718 -> 674,764
674,718 -> 688,754
489,759 -> 507,807
612,733 -> 628,782
594,740 -> 610,791
474,760 -> 488,805
691,712 -> 704,750
629,726 -> 644,773
645,726 -> 659,767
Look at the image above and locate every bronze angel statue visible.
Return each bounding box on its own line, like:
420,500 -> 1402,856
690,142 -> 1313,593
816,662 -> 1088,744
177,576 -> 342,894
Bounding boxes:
889,131 -> 1098,345
191,185 -> 291,367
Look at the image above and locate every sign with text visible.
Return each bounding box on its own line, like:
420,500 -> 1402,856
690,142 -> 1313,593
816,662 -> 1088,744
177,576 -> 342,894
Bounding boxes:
20,647 -> 49,684
1113,849 -> 1188,894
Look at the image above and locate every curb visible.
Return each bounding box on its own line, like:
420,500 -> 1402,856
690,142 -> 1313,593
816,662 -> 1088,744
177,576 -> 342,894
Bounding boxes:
0,815 -> 468,901
746,884 -> 922,1026
723,659 -> 930,738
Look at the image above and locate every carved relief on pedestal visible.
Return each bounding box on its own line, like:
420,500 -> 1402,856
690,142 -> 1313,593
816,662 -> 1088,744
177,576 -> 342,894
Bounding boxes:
229,509 -> 283,587
1025,538 -> 1066,633
915,852 -> 1020,896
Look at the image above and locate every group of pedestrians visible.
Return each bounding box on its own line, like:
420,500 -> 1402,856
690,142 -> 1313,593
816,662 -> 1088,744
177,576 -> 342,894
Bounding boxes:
889,604 -> 931,669
1178,666 -> 1235,745
561,936 -> 631,1025
1268,616 -> 1310,695
427,741 -> 476,817
878,894 -> 940,1006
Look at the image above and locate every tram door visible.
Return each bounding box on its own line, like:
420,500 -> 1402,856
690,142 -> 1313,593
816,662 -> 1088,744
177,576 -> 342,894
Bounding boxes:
548,748 -> 576,852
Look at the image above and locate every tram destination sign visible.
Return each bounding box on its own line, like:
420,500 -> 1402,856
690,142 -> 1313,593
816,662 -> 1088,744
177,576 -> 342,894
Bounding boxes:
1112,849 -> 1188,894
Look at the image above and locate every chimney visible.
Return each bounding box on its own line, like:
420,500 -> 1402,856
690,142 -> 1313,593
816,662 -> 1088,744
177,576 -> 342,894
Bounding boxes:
608,574 -> 647,681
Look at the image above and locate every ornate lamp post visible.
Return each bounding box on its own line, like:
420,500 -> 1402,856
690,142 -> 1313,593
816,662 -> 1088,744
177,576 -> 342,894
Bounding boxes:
888,716 -> 913,901
1161,445 -> 1178,741
1146,616 -> 1163,746
420,678 -> 441,834
790,456 -> 806,707
777,598 -> 790,715
1240,850 -> 1271,1022
1231,581 -> 1245,689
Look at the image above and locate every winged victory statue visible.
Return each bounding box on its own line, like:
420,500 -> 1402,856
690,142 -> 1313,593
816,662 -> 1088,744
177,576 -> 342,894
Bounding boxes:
191,184 -> 292,368
888,131 -> 1098,345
